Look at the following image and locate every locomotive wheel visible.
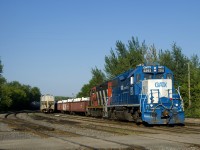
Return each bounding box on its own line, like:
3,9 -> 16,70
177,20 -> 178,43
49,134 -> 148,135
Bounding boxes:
133,111 -> 142,123
110,110 -> 117,120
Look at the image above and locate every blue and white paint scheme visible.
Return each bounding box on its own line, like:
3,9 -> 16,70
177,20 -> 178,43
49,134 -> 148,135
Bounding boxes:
141,79 -> 184,124
108,64 -> 185,124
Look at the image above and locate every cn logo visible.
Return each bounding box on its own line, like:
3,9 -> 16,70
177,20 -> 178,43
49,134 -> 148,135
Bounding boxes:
155,82 -> 167,87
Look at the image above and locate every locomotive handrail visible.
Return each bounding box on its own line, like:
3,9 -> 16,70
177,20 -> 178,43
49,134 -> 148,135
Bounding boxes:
149,89 -> 173,100
148,89 -> 174,111
176,86 -> 183,101
139,93 -> 148,112
176,86 -> 184,111
135,82 -> 142,93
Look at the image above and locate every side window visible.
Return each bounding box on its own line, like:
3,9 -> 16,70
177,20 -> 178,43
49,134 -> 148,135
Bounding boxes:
136,74 -> 141,83
92,89 -> 95,94
130,76 -> 134,85
167,73 -> 173,79
90,89 -> 95,95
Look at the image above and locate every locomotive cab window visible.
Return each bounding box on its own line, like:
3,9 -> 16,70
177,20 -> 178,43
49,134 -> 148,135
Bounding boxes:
136,74 -> 141,83
130,76 -> 134,85
144,74 -> 153,80
167,73 -> 173,79
91,89 -> 95,94
155,74 -> 164,79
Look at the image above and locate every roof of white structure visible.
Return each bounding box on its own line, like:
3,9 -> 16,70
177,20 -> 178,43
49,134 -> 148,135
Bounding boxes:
62,100 -> 68,103
57,97 -> 90,103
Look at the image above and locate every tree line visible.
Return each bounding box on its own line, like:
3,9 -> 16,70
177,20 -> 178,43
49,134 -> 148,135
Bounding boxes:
1,36 -> 199,117
77,36 -> 200,117
0,60 -> 41,111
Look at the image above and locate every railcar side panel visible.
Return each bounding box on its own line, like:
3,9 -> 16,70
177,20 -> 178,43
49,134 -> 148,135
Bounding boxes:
70,101 -> 89,113
57,101 -> 63,112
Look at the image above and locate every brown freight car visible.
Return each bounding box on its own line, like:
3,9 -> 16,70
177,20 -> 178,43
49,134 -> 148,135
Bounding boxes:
57,100 -> 63,112
62,99 -> 72,113
69,97 -> 89,115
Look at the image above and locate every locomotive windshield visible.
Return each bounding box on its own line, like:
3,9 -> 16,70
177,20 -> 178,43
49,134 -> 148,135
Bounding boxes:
155,74 -> 164,79
144,74 -> 153,79
144,73 -> 164,79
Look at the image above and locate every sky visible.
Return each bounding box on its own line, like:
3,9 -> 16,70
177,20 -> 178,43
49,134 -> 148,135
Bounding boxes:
0,0 -> 200,97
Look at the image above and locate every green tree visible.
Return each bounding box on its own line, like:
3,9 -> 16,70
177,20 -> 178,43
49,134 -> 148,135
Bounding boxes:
158,43 -> 188,79
0,59 -> 41,111
77,67 -> 106,97
89,67 -> 106,86
0,59 -> 3,100
171,44 -> 188,84
30,87 -> 41,102
0,59 -> 2,78
1,80 -> 41,110
146,44 -> 158,64
105,37 -> 147,79
158,49 -> 174,68
55,96 -> 70,101
185,55 -> 200,117
0,59 -> 7,110
1,84 -> 12,109
158,44 -> 189,105
7,81 -> 28,110
76,83 -> 91,97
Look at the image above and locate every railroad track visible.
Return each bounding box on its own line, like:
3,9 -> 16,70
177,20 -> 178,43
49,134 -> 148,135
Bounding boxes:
30,112 -> 200,149
38,112 -> 142,127
29,113 -> 152,135
34,112 -> 200,135
2,111 -> 200,149
1,111 -> 146,150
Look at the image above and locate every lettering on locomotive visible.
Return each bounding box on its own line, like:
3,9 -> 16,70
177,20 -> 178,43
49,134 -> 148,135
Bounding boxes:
155,82 -> 167,88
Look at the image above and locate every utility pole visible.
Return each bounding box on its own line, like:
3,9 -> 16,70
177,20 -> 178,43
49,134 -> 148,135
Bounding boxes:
188,63 -> 191,108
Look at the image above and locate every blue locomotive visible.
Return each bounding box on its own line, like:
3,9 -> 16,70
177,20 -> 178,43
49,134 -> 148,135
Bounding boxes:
87,64 -> 185,125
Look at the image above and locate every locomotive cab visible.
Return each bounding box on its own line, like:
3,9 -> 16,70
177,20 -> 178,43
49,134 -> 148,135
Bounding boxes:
139,65 -> 185,124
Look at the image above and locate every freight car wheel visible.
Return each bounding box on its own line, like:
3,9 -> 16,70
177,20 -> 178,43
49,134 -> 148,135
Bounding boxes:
70,112 -> 75,115
85,112 -> 89,117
